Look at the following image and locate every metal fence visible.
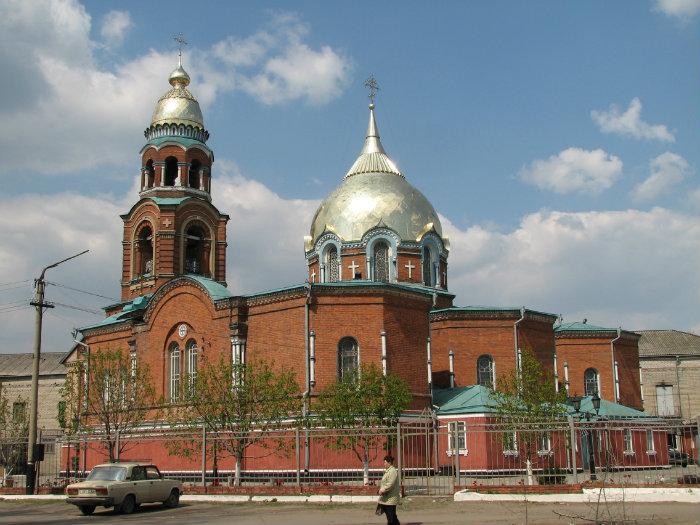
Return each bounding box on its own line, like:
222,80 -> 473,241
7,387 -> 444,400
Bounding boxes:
2,418 -> 698,495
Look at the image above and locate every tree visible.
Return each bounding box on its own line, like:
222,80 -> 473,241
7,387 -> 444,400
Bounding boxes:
61,348 -> 157,463
167,355 -> 302,486
492,348 -> 567,485
0,382 -> 28,482
314,364 -> 411,485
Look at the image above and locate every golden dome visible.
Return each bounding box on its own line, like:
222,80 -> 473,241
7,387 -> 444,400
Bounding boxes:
150,64 -> 204,129
309,104 -> 442,245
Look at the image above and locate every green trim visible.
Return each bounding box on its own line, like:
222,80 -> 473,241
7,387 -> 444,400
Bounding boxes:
432,306 -> 558,319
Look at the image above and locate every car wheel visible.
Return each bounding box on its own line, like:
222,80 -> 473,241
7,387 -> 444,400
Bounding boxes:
79,505 -> 96,516
163,489 -> 180,508
120,495 -> 136,514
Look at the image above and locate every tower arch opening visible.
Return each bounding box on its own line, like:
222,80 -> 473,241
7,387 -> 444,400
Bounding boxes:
164,156 -> 178,186
135,224 -> 154,277
188,160 -> 201,189
144,160 -> 155,189
184,224 -> 207,275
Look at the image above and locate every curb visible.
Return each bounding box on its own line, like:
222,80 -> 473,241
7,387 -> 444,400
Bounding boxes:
0,494 -> 378,504
454,487 -> 700,503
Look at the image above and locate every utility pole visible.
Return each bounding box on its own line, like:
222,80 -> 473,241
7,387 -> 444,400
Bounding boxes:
27,250 -> 88,494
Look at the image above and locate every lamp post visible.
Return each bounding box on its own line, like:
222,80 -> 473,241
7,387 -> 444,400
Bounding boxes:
569,394 -> 601,482
27,250 -> 88,494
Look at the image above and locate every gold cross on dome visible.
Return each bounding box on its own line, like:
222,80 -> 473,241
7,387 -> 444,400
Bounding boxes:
173,33 -> 188,64
364,75 -> 379,105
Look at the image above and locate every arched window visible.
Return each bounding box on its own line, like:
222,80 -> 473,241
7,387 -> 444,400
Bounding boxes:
373,241 -> 390,282
325,245 -> 339,282
338,337 -> 359,381
477,355 -> 495,389
188,160 -> 201,189
145,160 -> 155,189
186,339 -> 198,392
168,342 -> 181,403
422,246 -> 434,286
584,368 -> 599,396
137,226 -> 153,276
164,156 -> 178,186
184,225 -> 206,275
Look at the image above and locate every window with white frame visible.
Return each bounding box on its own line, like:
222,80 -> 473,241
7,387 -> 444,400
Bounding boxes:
645,430 -> 655,453
338,337 -> 359,381
537,432 -> 551,453
447,421 -> 467,453
477,355 -> 495,389
169,342 -> 181,403
503,431 -> 518,454
623,429 -> 634,454
584,368 -> 599,396
186,339 -> 198,392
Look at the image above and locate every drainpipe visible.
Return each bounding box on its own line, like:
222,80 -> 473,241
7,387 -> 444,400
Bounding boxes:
553,351 -> 559,392
563,361 -> 570,395
448,350 -> 455,388
303,282 -> 312,470
614,360 -> 620,403
514,307 -> 526,380
675,356 -> 682,419
426,337 -> 432,393
610,328 -> 622,402
380,330 -> 387,376
639,367 -> 644,406
309,331 -> 316,388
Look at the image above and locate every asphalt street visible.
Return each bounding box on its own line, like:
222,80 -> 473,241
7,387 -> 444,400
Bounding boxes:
0,499 -> 698,524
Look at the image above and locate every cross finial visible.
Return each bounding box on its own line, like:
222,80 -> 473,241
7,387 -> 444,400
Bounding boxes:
173,33 -> 188,66
364,75 -> 379,106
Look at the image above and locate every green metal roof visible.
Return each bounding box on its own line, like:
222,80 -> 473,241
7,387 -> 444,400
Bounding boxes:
433,387 -> 652,419
79,294 -> 152,331
432,306 -> 558,318
555,321 -> 616,333
186,275 -> 233,300
143,136 -> 210,151
433,385 -> 499,414
148,196 -> 191,206
314,280 -> 454,298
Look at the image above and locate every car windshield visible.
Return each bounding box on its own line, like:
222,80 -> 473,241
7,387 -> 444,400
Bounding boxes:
86,466 -> 127,481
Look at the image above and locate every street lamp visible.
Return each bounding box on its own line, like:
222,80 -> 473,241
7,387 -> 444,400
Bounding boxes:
27,250 -> 88,494
568,394 -> 598,481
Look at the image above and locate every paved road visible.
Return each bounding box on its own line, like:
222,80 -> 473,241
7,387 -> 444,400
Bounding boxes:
0,499 -> 698,524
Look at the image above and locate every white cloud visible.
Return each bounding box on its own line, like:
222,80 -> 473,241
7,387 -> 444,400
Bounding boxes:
632,152 -> 691,201
654,0 -> 700,20
591,98 -> 674,142
442,207 -> 700,332
0,2 -> 351,176
2,171 -> 699,353
100,10 -> 132,48
519,147 -> 623,194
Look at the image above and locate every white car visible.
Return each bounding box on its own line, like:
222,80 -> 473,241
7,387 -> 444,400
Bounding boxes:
65,462 -> 182,515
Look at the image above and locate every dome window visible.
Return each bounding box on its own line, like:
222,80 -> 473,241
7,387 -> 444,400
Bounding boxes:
324,245 -> 339,282
164,156 -> 178,186
372,241 -> 390,282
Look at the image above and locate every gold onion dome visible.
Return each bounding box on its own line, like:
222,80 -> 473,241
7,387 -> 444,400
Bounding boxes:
150,62 -> 204,129
310,103 -> 442,245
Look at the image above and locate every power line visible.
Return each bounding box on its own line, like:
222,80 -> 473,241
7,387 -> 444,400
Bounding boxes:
52,302 -> 102,316
0,284 -> 33,293
0,279 -> 31,287
46,281 -> 119,302
0,305 -> 31,315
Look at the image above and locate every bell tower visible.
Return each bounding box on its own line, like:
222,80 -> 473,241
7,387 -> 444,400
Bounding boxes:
119,48 -> 229,301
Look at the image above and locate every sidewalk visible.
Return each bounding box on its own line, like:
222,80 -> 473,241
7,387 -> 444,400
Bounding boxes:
454,486 -> 700,503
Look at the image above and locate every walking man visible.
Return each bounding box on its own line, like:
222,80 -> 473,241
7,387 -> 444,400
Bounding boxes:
377,454 -> 400,525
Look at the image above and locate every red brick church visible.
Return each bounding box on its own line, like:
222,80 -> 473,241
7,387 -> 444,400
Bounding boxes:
68,59 -> 644,473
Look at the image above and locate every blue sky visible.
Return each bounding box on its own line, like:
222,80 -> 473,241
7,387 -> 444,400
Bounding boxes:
1,0 -> 699,353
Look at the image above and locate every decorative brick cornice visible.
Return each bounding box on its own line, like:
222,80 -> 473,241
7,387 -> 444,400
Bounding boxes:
430,308 -> 557,324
